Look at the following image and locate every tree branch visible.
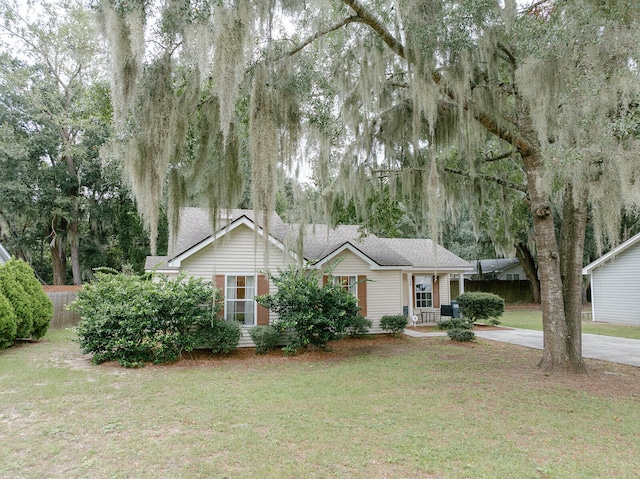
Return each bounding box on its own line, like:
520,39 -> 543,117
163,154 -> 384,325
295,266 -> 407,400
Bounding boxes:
484,150 -> 514,162
287,16 -> 361,56
341,0 -> 406,59
443,167 -> 527,193
373,166 -> 527,193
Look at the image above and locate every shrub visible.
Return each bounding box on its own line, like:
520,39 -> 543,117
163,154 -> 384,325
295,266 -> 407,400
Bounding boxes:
457,292 -> 505,325
3,259 -> 53,338
0,264 -> 33,339
437,316 -> 476,342
447,329 -> 476,342
380,315 -> 407,335
195,318 -> 241,355
0,293 -> 17,349
437,318 -> 473,330
256,265 -> 361,354
70,272 -> 227,367
249,325 -> 280,354
345,315 -> 372,337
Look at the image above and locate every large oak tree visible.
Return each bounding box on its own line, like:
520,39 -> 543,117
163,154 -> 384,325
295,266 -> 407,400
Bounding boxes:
99,0 -> 640,373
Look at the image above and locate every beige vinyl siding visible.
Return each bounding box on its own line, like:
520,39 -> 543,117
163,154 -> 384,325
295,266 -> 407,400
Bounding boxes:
439,274 -> 451,307
329,251 -> 402,333
591,243 -> 640,325
180,224 -> 297,346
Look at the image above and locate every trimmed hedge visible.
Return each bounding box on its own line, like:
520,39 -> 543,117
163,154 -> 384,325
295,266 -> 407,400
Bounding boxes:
0,259 -> 53,348
70,272 -> 231,367
249,325 -> 281,354
0,293 -> 17,350
457,292 -> 505,325
380,315 -> 407,335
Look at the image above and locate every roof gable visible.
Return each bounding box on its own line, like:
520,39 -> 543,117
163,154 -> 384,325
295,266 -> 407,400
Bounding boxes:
582,231 -> 640,274
152,208 -> 471,272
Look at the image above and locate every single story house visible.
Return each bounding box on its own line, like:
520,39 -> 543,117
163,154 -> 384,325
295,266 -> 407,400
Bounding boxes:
466,258 -> 526,281
145,208 -> 472,346
582,231 -> 640,325
0,242 -> 10,264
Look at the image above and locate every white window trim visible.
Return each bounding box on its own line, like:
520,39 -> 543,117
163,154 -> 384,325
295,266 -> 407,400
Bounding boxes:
414,275 -> 433,308
225,274 -> 258,326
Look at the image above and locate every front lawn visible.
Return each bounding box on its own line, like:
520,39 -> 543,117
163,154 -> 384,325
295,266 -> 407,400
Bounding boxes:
1,329 -> 639,478
501,306 -> 640,339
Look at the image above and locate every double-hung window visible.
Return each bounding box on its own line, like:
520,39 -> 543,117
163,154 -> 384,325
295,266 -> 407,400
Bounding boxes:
414,275 -> 433,308
226,275 -> 256,325
333,275 -> 358,297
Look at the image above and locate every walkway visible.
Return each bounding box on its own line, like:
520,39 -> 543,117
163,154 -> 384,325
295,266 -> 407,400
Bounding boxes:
404,327 -> 640,367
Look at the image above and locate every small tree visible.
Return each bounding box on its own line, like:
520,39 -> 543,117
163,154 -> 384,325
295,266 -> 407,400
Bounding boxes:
256,265 -> 363,353
457,292 -> 505,326
0,263 -> 34,338
3,259 -> 53,338
0,292 -> 17,349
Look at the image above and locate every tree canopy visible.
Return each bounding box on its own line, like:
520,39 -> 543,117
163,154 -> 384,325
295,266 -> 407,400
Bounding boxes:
98,0 -> 640,372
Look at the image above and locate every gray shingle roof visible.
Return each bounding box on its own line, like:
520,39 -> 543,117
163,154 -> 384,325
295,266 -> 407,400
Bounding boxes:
468,258 -> 520,275
155,208 -> 471,271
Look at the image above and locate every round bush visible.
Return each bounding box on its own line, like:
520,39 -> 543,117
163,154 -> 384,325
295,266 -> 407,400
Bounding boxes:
4,259 -> 53,338
380,315 -> 408,335
0,293 -> 17,349
345,315 -> 372,337
0,265 -> 33,339
249,325 -> 280,354
457,292 -> 505,325
447,329 -> 476,342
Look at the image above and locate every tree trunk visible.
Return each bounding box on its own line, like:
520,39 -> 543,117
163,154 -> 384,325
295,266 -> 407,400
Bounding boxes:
559,183 -> 589,372
515,242 -> 541,303
521,152 -> 586,373
69,214 -> 82,285
50,233 -> 67,285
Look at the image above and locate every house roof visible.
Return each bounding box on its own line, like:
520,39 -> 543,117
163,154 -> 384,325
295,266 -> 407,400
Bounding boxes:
146,208 -> 472,272
468,258 -> 520,275
0,242 -> 10,264
582,231 -> 640,275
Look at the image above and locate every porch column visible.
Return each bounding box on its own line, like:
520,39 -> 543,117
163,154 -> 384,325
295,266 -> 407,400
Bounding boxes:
407,273 -> 414,318
458,273 -> 465,296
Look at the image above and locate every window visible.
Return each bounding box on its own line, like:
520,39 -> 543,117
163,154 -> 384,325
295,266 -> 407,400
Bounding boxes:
414,275 -> 433,308
226,275 -> 255,325
333,275 -> 357,296
506,274 -> 520,281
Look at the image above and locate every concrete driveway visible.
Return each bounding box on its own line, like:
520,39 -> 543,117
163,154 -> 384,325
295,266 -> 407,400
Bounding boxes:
474,328 -> 640,368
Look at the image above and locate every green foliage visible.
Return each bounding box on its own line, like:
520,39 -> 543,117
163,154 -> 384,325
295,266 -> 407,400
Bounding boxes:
0,263 -> 33,338
447,329 -> 476,342
457,292 -> 505,325
437,315 -> 476,342
437,318 -> 473,331
3,259 -> 52,338
70,272 -> 228,367
380,315 -> 408,335
345,315 -> 372,337
256,265 -> 361,354
0,292 -> 17,349
196,319 -> 241,356
249,325 -> 281,354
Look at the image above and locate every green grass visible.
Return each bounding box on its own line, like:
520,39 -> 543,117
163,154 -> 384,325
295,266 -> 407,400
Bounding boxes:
1,329 -> 640,478
500,308 -> 640,339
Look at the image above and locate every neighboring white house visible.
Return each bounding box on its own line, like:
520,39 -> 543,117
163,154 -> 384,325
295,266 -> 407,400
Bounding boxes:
0,242 -> 10,264
145,208 -> 472,346
467,258 -> 526,281
582,232 -> 640,325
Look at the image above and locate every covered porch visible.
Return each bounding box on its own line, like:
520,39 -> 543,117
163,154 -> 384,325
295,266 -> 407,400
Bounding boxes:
402,270 -> 466,324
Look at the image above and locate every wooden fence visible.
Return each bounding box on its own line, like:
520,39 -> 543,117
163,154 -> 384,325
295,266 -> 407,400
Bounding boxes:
43,286 -> 83,330
450,279 -> 534,303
